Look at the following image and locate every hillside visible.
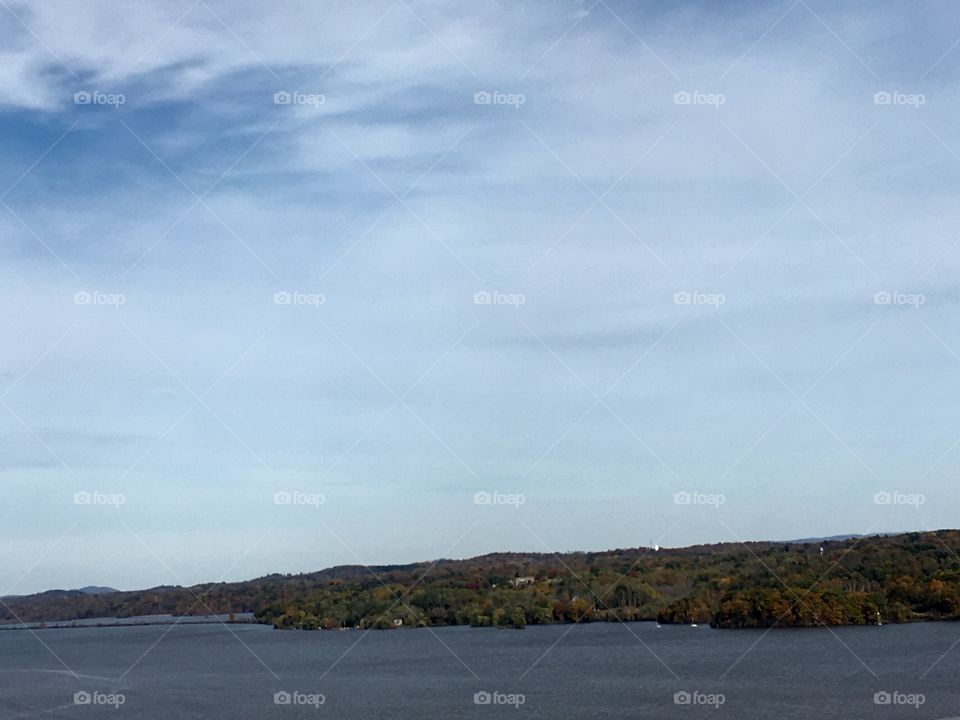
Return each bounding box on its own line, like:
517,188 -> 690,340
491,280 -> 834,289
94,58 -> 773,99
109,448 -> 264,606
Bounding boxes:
3,531 -> 960,630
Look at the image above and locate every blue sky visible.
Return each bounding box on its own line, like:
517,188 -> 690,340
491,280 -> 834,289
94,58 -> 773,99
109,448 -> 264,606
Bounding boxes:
2,0 -> 960,593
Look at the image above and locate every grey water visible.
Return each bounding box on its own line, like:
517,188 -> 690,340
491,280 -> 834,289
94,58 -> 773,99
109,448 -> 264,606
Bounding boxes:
1,620 -> 958,718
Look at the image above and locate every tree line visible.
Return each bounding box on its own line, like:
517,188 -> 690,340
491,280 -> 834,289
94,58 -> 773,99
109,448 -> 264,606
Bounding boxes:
4,531 -> 960,630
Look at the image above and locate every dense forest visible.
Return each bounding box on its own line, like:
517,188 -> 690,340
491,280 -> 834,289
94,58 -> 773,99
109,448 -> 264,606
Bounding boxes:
4,531 -> 960,630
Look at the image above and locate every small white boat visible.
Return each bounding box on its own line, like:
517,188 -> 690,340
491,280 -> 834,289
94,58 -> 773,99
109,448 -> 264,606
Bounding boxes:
690,623 -> 698,628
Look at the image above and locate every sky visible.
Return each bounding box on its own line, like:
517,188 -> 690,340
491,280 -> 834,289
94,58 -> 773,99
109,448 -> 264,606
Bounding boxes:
1,0 -> 959,594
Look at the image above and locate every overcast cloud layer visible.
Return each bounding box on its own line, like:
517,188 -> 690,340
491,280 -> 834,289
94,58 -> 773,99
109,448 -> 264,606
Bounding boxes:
2,0 -> 960,593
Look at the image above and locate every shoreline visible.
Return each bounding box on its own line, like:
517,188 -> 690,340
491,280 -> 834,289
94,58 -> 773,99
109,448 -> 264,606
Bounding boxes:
0,616 -> 948,633
0,613 -> 256,632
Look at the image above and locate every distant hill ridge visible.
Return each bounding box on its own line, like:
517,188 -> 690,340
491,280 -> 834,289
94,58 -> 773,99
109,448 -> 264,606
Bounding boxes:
3,531 -> 959,630
785,533 -> 864,544
1,586 -> 118,601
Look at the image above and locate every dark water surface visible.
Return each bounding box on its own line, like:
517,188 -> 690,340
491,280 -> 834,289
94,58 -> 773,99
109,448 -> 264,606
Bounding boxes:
1,621 -> 959,718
